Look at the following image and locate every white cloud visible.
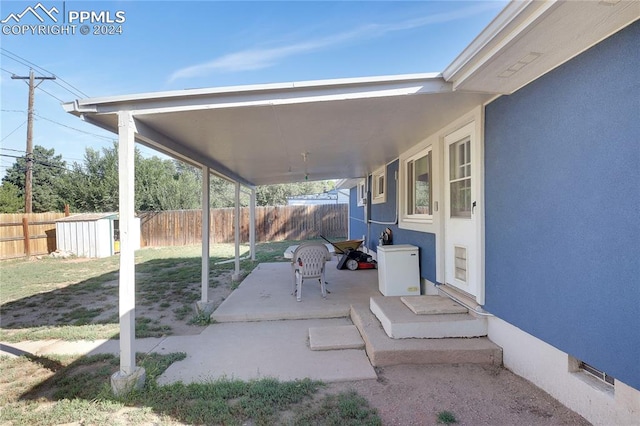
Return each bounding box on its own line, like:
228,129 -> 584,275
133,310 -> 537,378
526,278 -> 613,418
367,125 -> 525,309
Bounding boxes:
168,3 -> 502,83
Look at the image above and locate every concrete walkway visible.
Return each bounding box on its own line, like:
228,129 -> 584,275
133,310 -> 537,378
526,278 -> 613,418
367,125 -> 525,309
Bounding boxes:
0,317 -> 377,384
1,262 -> 379,384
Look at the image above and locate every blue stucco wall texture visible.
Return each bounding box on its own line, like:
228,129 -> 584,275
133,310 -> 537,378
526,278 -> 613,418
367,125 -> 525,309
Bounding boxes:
348,160 -> 437,283
484,22 -> 639,389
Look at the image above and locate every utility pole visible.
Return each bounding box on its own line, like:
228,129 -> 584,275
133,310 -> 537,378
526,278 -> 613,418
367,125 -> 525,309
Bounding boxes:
11,70 -> 55,213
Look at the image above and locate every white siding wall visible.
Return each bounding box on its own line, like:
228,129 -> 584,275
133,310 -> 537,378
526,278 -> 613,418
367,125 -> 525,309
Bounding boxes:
488,317 -> 640,425
56,218 -> 124,258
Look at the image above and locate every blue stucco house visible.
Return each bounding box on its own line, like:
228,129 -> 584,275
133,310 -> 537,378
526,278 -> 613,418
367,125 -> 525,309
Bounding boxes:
339,5 -> 639,425
64,1 -> 638,421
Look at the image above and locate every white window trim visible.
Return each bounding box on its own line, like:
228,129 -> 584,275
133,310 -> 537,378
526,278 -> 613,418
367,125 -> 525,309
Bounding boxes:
399,136 -> 440,234
371,166 -> 386,204
356,179 -> 367,207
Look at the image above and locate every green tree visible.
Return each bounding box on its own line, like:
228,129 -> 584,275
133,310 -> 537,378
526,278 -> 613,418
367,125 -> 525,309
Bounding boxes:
210,175 -> 241,208
1,145 -> 67,212
136,157 -> 201,210
63,143 -> 203,212
0,182 -> 23,213
63,145 -> 119,212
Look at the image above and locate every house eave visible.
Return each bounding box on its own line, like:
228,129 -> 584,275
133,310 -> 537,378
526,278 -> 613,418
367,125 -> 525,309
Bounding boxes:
442,0 -> 640,95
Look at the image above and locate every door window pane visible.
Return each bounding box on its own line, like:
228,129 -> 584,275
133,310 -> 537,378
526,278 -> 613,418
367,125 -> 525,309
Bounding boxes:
450,179 -> 471,218
450,139 -> 471,218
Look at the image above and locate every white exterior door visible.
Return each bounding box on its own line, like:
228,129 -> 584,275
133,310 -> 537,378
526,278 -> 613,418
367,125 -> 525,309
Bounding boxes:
444,122 -> 482,301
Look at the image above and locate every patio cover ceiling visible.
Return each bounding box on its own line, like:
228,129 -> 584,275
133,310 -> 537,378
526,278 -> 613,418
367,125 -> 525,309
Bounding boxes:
63,0 -> 638,187
64,74 -> 491,186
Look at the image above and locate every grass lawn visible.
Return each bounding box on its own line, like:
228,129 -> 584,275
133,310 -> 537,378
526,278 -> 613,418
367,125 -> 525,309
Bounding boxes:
1,239 -> 381,424
0,240 -> 297,342
0,351 -> 380,425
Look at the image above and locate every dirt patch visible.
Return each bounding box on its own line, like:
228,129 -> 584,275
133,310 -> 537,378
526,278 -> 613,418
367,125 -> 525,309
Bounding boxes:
326,364 -> 590,425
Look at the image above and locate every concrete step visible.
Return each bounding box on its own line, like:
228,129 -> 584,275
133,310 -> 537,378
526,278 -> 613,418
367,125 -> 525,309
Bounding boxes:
400,295 -> 468,315
350,303 -> 502,367
308,325 -> 365,351
370,296 -> 488,339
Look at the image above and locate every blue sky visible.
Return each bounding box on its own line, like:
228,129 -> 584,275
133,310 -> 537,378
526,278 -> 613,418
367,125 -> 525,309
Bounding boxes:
0,1 -> 506,176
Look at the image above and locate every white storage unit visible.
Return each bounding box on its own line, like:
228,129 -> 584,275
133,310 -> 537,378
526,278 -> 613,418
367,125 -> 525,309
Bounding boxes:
55,213 -> 140,258
377,244 -> 420,296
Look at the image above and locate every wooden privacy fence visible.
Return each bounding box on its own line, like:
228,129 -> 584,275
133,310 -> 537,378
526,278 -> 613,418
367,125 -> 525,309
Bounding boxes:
0,213 -> 66,260
0,205 -> 348,258
138,204 -> 348,247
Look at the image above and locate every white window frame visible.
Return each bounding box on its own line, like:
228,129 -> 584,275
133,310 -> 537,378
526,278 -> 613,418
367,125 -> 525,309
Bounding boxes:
356,179 -> 367,207
371,166 -> 386,204
406,148 -> 433,219
399,143 -> 436,232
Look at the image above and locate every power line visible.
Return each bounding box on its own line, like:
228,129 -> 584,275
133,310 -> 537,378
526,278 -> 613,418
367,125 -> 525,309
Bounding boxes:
0,121 -> 27,142
33,158 -> 70,171
1,147 -> 85,168
0,147 -> 27,154
0,153 -> 24,159
2,53 -> 77,101
0,153 -> 74,173
1,48 -> 89,98
0,52 -> 31,69
35,85 -> 65,103
33,113 -> 115,141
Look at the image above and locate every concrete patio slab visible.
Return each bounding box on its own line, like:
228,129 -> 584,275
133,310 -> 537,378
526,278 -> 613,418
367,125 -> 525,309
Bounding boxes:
211,261 -> 379,322
309,325 -> 364,351
155,318 -> 377,385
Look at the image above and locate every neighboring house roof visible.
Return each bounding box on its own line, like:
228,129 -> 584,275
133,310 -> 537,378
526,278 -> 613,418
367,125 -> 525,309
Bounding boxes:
287,189 -> 349,205
55,212 -> 118,223
63,1 -> 639,187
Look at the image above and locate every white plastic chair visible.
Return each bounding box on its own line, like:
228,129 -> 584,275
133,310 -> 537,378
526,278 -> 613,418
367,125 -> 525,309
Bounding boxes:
291,243 -> 330,302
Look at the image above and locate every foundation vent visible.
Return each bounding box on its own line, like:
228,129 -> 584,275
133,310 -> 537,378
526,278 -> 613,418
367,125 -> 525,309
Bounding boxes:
580,361 -> 615,386
454,246 -> 467,283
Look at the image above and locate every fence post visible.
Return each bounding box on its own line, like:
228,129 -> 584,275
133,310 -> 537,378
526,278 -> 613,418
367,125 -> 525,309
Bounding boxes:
22,217 -> 31,257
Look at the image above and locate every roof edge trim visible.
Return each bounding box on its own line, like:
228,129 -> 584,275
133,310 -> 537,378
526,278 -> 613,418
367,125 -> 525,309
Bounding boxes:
71,73 -> 443,107
443,0 -> 555,84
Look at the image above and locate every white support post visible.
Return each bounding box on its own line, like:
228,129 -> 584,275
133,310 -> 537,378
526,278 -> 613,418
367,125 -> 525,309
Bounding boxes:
232,181 -> 241,281
250,187 -> 256,261
200,166 -> 210,304
111,111 -> 145,396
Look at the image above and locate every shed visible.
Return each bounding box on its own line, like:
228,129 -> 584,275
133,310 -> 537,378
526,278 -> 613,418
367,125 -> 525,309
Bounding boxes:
55,213 -> 140,258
